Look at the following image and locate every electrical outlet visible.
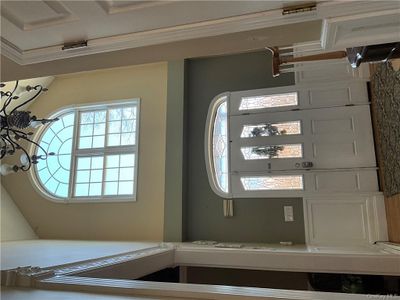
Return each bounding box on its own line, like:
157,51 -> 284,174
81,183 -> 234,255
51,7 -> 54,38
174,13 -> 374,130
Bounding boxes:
284,206 -> 294,222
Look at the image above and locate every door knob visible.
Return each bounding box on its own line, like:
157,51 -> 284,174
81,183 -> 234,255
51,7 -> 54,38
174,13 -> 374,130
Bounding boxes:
302,161 -> 313,168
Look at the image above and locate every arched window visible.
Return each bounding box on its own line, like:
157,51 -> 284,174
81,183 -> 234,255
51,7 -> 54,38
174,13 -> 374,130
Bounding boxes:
205,93 -> 231,198
32,100 -> 140,202
205,89 -> 305,198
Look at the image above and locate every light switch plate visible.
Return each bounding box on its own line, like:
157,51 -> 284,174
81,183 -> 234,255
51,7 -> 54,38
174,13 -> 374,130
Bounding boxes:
284,206 -> 294,222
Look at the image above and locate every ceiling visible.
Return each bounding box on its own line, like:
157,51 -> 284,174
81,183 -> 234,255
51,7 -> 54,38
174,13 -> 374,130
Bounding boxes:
1,0 -> 320,65
2,0 -> 398,80
1,20 -> 322,81
1,1 -> 289,51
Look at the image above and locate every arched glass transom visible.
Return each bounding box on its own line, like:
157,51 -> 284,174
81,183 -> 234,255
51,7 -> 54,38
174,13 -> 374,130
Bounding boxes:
36,112 -> 75,198
212,100 -> 229,193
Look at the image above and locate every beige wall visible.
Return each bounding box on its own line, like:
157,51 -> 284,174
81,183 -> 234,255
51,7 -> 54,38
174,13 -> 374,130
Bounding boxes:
1,184 -> 38,241
1,62 -> 168,241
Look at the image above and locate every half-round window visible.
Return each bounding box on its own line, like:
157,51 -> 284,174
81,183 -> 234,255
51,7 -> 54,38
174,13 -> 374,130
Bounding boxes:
205,94 -> 231,198
31,100 -> 140,202
36,112 -> 75,198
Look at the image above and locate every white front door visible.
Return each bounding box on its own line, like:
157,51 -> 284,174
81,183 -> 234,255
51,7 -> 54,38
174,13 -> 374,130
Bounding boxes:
228,82 -> 378,196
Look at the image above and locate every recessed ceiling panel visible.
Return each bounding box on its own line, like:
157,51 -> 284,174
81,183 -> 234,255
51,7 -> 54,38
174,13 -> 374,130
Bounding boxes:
98,0 -> 168,14
1,0 -> 76,30
1,1 -> 284,51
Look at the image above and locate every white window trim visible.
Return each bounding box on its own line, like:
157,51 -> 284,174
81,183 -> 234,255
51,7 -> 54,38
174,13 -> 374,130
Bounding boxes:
28,99 -> 140,204
204,92 -> 232,199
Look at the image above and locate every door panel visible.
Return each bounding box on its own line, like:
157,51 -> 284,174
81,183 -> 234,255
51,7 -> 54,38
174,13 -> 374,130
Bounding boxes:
229,81 -> 369,115
230,105 -> 376,172
231,169 -> 379,197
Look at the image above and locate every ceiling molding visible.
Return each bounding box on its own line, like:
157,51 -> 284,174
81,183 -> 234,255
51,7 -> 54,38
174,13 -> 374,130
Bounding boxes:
1,8 -> 318,65
1,0 -> 78,31
321,9 -> 400,50
96,0 -> 174,15
3,1 -> 398,66
317,0 -> 400,18
1,37 -> 24,65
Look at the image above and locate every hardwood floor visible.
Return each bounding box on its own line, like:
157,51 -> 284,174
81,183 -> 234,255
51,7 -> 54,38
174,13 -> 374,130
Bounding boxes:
369,61 -> 400,243
385,194 -> 400,243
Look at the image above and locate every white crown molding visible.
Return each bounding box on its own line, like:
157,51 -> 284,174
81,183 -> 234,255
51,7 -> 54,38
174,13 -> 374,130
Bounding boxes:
3,1 -> 399,65
317,0 -> 400,18
321,8 -> 400,50
1,37 -> 24,65
1,8 -> 318,65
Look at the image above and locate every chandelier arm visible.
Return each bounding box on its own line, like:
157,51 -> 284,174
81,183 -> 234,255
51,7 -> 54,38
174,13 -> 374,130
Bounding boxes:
0,81 -> 19,115
18,134 -> 49,159
11,128 -> 30,139
11,81 -> 19,94
1,94 -> 14,116
0,81 -> 56,174
1,92 -> 11,98
9,86 -> 43,115
18,145 -> 32,172
2,131 -> 17,154
0,136 -> 8,159
5,129 -> 32,171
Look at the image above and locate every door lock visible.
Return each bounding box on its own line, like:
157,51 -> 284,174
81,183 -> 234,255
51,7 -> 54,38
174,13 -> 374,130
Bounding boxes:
295,162 -> 313,168
302,161 -> 313,168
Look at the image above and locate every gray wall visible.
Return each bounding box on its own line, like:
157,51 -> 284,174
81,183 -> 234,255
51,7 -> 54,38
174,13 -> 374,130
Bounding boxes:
164,61 -> 185,242
184,51 -> 305,244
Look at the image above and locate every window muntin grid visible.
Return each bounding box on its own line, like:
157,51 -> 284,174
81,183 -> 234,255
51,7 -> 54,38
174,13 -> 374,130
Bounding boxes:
106,106 -> 137,147
78,110 -> 106,149
34,101 -> 139,202
75,156 -> 104,197
36,112 -> 75,198
104,154 -> 135,196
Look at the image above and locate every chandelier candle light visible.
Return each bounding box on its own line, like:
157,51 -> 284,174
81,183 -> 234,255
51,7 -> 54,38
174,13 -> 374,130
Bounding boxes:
0,81 -> 58,175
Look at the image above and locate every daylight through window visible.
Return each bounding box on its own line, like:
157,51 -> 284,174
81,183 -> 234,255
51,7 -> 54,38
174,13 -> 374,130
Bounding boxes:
34,101 -> 139,201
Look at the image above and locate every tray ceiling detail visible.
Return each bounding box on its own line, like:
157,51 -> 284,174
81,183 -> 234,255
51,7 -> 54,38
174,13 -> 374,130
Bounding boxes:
1,1 -> 78,31
1,1 -> 399,65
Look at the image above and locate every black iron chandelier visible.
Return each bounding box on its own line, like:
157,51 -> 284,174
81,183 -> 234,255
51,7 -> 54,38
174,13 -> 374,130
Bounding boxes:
0,81 -> 59,175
